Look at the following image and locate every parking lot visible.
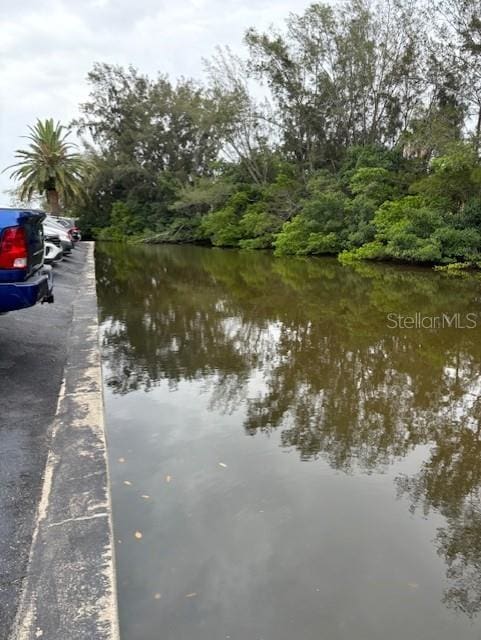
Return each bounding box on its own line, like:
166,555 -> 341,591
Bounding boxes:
0,244 -> 88,638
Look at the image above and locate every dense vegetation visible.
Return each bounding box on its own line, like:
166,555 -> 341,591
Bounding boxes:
39,1 -> 481,265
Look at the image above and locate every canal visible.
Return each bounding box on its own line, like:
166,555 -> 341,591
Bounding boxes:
96,243 -> 481,640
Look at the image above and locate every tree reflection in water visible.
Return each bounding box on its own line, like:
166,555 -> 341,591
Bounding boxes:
96,242 -> 481,618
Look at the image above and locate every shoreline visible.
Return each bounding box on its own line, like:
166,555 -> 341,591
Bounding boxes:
93,237 -> 481,275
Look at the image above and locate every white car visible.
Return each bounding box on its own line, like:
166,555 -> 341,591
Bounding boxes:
43,222 -> 73,254
44,241 -> 63,265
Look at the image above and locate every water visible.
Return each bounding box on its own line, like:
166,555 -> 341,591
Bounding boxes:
96,243 -> 481,640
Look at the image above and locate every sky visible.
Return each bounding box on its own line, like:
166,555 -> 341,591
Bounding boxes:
0,0 -> 313,199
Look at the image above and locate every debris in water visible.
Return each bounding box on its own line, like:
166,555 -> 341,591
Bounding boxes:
141,494 -> 151,500
154,593 -> 162,600
134,531 -> 143,540
165,475 -> 172,483
118,457 -> 126,463
123,480 -> 132,486
185,592 -> 197,598
408,582 -> 419,589
218,462 -> 228,468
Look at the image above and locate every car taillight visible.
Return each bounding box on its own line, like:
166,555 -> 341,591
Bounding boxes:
0,226 -> 28,269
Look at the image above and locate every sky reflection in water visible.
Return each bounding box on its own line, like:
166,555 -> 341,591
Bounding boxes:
97,243 -> 481,640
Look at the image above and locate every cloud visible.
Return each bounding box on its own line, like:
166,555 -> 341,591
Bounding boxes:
0,0 -> 311,197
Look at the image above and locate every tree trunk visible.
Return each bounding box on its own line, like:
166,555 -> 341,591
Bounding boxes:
47,189 -> 60,215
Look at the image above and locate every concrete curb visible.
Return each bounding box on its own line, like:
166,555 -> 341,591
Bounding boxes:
9,243 -> 120,640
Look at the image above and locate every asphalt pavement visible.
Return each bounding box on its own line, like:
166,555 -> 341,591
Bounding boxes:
0,243 -> 88,638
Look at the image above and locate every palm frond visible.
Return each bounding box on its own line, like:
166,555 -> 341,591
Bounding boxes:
3,118 -> 89,211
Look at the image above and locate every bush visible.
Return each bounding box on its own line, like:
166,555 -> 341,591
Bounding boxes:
238,205 -> 282,249
274,216 -> 312,255
199,207 -> 242,246
433,226 -> 481,261
339,241 -> 387,263
349,167 -> 397,205
343,197 -> 448,263
96,202 -> 144,241
411,144 -> 481,208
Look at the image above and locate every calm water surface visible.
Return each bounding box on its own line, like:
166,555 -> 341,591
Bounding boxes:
96,243 -> 481,640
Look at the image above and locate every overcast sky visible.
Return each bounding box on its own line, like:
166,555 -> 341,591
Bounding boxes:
0,0 -> 314,199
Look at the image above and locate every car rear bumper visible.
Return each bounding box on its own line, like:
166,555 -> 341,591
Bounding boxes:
61,239 -> 73,253
0,267 -> 54,312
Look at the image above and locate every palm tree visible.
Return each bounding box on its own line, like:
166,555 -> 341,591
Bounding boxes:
5,118 -> 87,214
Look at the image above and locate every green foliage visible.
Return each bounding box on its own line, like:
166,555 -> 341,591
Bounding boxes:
433,226 -> 481,262
275,191 -> 348,256
349,167 -> 397,205
274,216 -> 312,256
411,145 -> 481,208
457,197 -> 481,228
339,241 -> 387,263
340,145 -> 404,185
344,195 -> 377,248
170,177 -> 234,217
36,1 -> 481,268
366,196 -> 445,262
238,205 -> 282,249
199,207 -> 242,247
96,202 -> 144,241
5,118 -> 88,214
343,191 -> 481,264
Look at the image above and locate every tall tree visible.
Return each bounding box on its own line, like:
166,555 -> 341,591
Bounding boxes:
205,47 -> 277,186
245,0 -> 427,172
433,0 -> 481,151
75,63 -> 235,185
74,63 -> 249,235
5,118 -> 86,214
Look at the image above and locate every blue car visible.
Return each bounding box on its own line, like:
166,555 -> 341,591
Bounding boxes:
0,208 -> 54,313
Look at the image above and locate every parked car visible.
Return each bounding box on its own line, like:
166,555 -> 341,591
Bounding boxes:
44,240 -> 63,265
0,208 -> 54,313
47,216 -> 81,242
43,219 -> 73,254
44,230 -> 63,253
